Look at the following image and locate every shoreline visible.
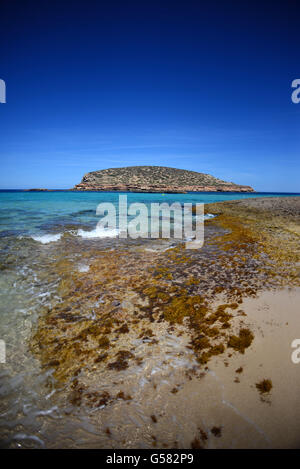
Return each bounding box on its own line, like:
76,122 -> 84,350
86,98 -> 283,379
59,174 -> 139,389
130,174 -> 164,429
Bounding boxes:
1,195 -> 300,448
28,196 -> 300,448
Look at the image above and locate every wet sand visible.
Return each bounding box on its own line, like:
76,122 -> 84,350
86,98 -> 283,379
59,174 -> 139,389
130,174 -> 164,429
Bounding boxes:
60,287 -> 300,449
184,287 -> 300,449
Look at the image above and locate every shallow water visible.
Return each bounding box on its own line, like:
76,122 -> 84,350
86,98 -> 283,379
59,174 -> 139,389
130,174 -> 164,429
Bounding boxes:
1,190 -> 299,240
0,234 -> 198,448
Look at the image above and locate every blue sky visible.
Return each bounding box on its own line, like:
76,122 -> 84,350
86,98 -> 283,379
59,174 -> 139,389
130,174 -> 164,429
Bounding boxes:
0,0 -> 299,191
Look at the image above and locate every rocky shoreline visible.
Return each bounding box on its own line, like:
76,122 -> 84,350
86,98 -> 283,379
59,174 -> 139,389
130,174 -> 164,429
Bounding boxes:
72,183 -> 253,193
26,196 -> 300,448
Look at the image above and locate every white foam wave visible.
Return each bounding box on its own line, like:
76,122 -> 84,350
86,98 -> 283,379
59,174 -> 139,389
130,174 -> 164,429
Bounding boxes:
31,233 -> 62,244
195,213 -> 216,221
77,227 -> 119,239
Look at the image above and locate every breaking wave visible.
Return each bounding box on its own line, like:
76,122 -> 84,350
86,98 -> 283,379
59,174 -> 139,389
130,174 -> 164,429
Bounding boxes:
31,233 -> 62,244
77,226 -> 120,239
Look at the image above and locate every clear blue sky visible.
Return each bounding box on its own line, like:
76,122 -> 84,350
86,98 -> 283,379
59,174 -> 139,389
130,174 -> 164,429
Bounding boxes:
0,0 -> 299,191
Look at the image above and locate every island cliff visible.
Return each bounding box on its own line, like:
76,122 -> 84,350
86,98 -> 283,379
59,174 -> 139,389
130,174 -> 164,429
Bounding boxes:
72,166 -> 254,193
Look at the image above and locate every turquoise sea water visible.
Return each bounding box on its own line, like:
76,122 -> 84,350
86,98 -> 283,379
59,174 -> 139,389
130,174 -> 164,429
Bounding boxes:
1,190 -> 299,240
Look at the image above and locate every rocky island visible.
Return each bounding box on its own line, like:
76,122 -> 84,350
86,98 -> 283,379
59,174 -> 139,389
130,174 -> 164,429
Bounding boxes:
72,166 -> 254,193
26,188 -> 50,192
